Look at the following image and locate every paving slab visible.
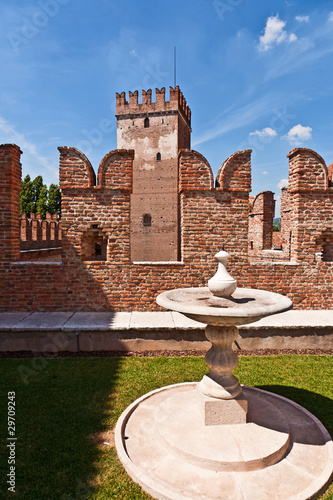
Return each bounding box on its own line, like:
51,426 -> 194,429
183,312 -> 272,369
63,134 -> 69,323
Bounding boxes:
242,309 -> 333,329
11,312 -> 74,330
62,312 -> 131,331
0,312 -> 31,329
129,311 -> 175,329
171,312 -> 204,329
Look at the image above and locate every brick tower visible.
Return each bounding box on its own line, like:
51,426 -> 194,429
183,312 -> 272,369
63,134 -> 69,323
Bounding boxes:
116,86 -> 191,262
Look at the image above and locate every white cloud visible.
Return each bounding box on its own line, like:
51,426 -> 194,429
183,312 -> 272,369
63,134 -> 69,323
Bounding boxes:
282,124 -> 312,145
329,12 -> 333,22
192,93 -> 284,147
258,15 -> 297,51
277,179 -> 288,190
249,127 -> 277,138
261,171 -> 268,175
295,15 -> 309,23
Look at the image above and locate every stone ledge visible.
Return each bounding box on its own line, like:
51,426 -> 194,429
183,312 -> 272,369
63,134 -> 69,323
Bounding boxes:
0,310 -> 332,352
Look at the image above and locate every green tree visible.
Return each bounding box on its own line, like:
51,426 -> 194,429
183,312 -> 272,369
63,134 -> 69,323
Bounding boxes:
20,175 -> 34,216
47,183 -> 61,218
32,175 -> 45,210
20,175 -> 61,219
36,184 -> 48,218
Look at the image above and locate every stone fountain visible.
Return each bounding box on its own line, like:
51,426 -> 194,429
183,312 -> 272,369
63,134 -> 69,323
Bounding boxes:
115,251 -> 333,500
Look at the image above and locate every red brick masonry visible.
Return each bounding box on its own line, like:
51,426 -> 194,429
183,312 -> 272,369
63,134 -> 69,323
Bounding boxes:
1,142 -> 332,311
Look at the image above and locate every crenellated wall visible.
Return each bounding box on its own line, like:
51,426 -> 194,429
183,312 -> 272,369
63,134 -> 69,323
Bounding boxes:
0,143 -> 253,311
116,86 -> 191,127
20,213 -> 62,251
0,97 -> 332,311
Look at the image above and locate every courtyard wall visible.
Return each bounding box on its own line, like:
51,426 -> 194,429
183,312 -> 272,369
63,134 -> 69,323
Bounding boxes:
0,143 -> 332,311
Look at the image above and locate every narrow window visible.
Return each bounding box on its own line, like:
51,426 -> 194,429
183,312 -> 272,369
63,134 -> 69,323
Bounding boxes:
156,152 -> 161,161
143,214 -> 152,227
144,117 -> 149,128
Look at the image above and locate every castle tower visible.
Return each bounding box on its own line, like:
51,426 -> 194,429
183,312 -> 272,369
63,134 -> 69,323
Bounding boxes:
116,86 -> 191,262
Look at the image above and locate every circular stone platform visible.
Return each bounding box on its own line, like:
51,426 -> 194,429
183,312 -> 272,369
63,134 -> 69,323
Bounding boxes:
115,383 -> 333,500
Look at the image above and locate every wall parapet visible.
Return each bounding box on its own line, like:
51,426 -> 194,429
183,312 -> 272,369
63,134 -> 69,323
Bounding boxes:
97,149 -> 134,190
179,150 -> 214,191
20,213 -> 62,250
59,146 -> 96,189
216,150 -> 252,192
1,139 -> 333,310
116,87 -> 191,127
287,147 -> 328,191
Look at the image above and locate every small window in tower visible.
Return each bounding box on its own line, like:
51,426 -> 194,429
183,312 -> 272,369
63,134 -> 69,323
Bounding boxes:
156,152 -> 161,161
143,214 -> 152,227
144,117 -> 149,128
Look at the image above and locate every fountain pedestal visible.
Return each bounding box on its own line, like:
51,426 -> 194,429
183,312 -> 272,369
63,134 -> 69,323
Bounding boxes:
199,325 -> 248,425
115,252 -> 333,500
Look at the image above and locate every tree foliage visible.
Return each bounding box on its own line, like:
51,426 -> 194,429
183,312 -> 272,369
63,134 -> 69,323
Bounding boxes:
47,183 -> 62,218
20,175 -> 61,219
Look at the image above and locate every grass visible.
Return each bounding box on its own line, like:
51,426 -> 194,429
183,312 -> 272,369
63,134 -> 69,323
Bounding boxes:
0,355 -> 332,499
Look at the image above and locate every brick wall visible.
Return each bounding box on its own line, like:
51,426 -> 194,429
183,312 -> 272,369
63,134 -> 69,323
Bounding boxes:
0,141 -> 332,311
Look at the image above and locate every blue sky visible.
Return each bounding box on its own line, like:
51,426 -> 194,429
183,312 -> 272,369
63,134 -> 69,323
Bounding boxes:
1,0 -> 333,215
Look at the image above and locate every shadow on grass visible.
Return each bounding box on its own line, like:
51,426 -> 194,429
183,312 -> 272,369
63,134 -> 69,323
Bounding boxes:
256,385 -> 333,438
0,355 -> 208,500
0,357 -> 126,500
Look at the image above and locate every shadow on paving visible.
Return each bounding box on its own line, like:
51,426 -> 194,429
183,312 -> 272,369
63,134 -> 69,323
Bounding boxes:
256,385 -> 333,438
0,356 -> 132,500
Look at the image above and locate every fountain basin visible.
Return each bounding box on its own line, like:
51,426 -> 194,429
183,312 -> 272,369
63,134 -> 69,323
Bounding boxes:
157,287 -> 292,326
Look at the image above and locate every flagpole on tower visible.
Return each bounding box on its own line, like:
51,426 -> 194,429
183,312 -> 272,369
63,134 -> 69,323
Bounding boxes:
174,46 -> 176,88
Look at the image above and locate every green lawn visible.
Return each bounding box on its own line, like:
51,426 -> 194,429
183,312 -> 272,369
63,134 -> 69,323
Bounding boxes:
0,355 -> 332,499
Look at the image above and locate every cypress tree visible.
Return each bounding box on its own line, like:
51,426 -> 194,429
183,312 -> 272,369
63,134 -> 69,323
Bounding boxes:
20,175 -> 61,219
20,175 -> 34,216
36,184 -> 48,218
47,184 -> 61,218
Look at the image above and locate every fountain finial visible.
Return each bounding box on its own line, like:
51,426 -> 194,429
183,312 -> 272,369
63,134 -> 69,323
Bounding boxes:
208,250 -> 237,297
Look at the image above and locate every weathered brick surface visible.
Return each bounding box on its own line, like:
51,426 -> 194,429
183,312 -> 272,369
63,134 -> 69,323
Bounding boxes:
216,150 -> 252,192
59,147 -> 96,188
